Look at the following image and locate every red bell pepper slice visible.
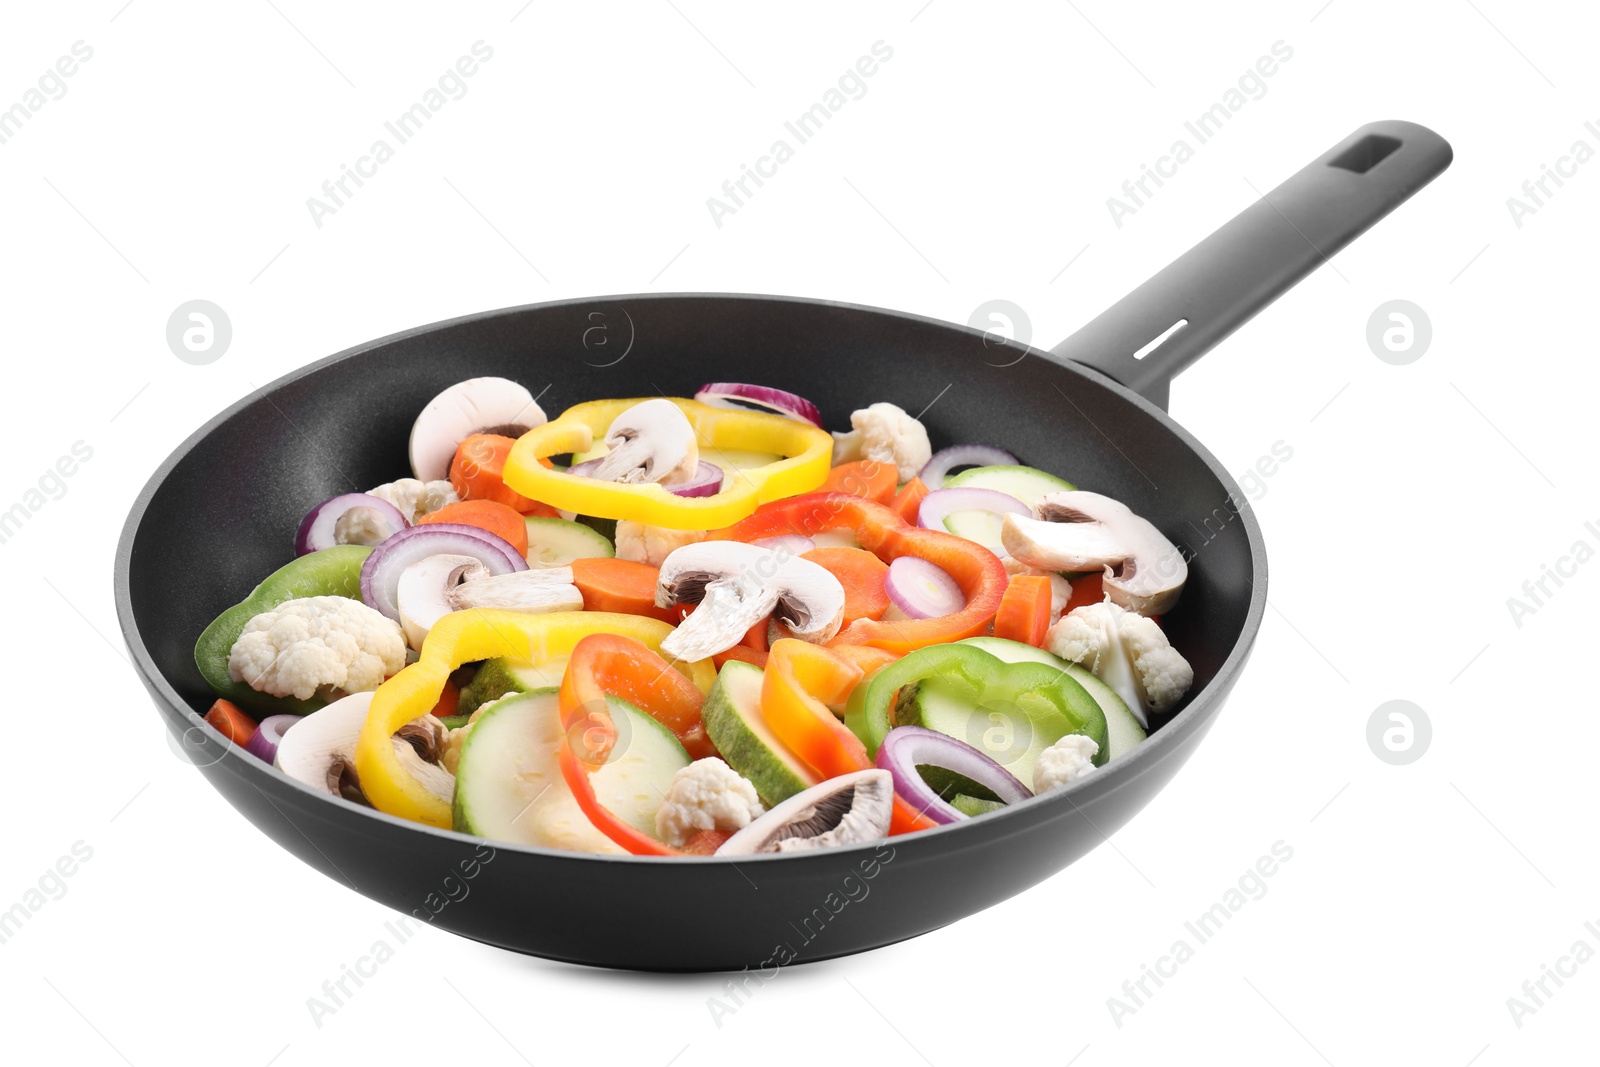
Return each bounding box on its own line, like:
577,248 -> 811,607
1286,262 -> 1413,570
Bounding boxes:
558,633 -> 713,856
716,493 -> 1008,653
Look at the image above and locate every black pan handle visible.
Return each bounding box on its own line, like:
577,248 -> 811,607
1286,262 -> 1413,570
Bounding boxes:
1049,120 -> 1453,409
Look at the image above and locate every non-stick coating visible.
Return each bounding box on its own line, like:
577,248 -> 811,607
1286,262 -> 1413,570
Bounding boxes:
115,293 -> 1266,971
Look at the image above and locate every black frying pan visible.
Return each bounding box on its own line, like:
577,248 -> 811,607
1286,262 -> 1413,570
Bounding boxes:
115,121 -> 1450,971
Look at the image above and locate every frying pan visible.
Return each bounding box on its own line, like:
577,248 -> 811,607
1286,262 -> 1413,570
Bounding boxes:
115,120 -> 1451,971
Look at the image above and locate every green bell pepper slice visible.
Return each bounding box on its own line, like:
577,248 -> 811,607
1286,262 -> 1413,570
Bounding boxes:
193,545 -> 373,716
844,642 -> 1109,770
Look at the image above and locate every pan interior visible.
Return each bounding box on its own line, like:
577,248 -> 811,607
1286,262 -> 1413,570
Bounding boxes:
124,295 -> 1257,735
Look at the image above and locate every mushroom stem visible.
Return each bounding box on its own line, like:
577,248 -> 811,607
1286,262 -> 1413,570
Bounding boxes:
1001,491 -> 1188,616
448,567 -> 582,613
661,576 -> 782,662
586,398 -> 700,485
655,541 -> 847,660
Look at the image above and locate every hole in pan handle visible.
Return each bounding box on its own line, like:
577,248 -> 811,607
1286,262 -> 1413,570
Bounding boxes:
1049,120 -> 1453,411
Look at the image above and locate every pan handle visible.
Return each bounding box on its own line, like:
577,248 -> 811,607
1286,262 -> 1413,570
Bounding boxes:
1048,120 -> 1452,410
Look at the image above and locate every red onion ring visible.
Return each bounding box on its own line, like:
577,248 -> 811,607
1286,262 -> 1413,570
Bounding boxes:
359,523 -> 527,621
918,445 -> 1018,486
567,458 -> 724,498
885,556 -> 965,619
295,493 -> 409,555
917,487 -> 1031,532
695,382 -> 823,427
876,726 -> 1032,824
245,714 -> 299,763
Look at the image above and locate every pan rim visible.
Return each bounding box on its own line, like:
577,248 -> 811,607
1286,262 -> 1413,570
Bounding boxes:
113,290 -> 1268,865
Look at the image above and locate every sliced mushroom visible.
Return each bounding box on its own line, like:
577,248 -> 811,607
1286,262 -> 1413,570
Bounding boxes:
396,556 -> 583,647
716,770 -> 895,854
586,398 -> 699,486
395,715 -> 448,763
397,554 -> 490,648
273,692 -> 454,804
409,377 -> 548,482
1000,490 -> 1188,616
448,566 -> 581,613
656,542 -> 845,661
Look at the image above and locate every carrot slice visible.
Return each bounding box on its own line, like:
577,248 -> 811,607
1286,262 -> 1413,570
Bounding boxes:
741,617 -> 769,653
450,434 -> 560,516
712,645 -> 769,670
1061,572 -> 1103,615
203,699 -> 256,745
890,477 -> 930,524
801,546 -> 890,626
429,680 -> 461,719
679,829 -> 736,855
994,575 -> 1053,647
570,557 -> 677,623
419,499 -> 530,556
818,460 -> 898,504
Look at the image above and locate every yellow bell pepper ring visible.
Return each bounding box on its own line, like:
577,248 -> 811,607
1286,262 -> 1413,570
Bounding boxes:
502,398 -> 833,530
355,609 -> 715,828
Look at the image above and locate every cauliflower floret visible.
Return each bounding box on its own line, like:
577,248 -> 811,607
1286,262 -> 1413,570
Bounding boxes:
830,402 -> 932,483
1033,734 -> 1100,794
228,596 -> 406,701
1046,600 -> 1193,724
334,507 -> 393,546
1002,556 -> 1074,620
440,723 -> 472,776
615,520 -> 706,567
654,757 -> 765,847
367,478 -> 458,524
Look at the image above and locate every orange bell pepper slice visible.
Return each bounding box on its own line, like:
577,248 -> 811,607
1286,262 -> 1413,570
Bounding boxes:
762,640 -> 937,835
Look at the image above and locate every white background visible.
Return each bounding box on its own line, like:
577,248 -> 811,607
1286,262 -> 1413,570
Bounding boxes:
1,1 -> 1594,1063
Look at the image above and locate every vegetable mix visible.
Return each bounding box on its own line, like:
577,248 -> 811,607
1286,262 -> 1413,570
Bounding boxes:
195,377 -> 1195,857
